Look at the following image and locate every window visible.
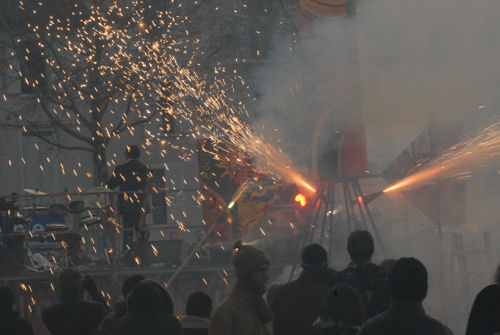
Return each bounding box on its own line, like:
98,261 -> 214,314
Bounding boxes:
19,41 -> 46,94
151,168 -> 168,225
22,127 -> 57,195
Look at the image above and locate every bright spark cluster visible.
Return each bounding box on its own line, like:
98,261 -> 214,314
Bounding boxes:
384,120 -> 500,193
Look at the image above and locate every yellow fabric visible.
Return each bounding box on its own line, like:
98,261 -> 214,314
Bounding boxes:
232,243 -> 270,278
300,0 -> 347,18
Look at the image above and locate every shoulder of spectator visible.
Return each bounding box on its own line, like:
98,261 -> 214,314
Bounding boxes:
19,318 -> 34,335
444,325 -> 454,335
209,304 -> 233,335
266,282 -> 283,307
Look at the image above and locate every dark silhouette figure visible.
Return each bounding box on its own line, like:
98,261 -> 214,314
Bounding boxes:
181,291 -> 212,335
310,284 -> 365,335
267,243 -> 336,335
97,274 -> 146,335
42,268 -> 108,335
379,259 -> 397,276
110,279 -> 181,335
466,263 -> 500,335
209,241 -> 272,335
107,145 -> 150,250
0,285 -> 34,335
333,230 -> 389,317
357,257 -> 453,335
83,274 -> 111,311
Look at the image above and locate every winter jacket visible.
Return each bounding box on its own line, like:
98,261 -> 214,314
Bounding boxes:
267,268 -> 336,335
333,263 -> 389,317
357,302 -> 453,335
109,279 -> 180,335
96,300 -> 127,335
0,310 -> 34,335
107,159 -> 149,213
209,285 -> 272,335
180,314 -> 210,335
466,284 -> 500,335
110,313 -> 181,335
42,298 -> 108,335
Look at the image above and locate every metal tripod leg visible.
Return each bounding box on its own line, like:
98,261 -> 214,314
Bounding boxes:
288,196 -> 324,282
353,180 -> 387,258
342,182 -> 353,233
327,186 -> 335,261
350,180 -> 369,231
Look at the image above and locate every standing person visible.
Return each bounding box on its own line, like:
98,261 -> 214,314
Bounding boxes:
266,243 -> 336,335
110,279 -> 181,335
209,241 -> 272,335
310,284 -> 365,335
107,145 -> 151,254
181,291 -> 212,335
357,257 -> 452,335
0,285 -> 33,335
333,230 -> 389,317
96,274 -> 145,335
466,263 -> 500,335
42,268 -> 108,335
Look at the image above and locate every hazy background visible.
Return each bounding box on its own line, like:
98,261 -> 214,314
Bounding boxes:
251,0 -> 500,332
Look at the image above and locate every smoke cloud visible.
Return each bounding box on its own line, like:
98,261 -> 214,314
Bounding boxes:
252,0 -> 500,332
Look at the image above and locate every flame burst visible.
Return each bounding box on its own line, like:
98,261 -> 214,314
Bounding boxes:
4,0 -> 314,234
384,121 -> 500,193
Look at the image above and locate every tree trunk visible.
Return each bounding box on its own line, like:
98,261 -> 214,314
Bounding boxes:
93,146 -> 108,186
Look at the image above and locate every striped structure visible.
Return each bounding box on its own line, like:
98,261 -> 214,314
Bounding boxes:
298,0 -> 348,27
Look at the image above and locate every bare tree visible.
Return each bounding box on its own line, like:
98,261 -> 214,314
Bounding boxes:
0,0 -> 298,184
0,0 -> 182,183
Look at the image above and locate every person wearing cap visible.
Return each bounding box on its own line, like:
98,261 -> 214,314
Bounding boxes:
357,257 -> 452,335
107,145 -> 151,254
332,230 -> 389,318
209,241 -> 272,335
266,243 -> 336,335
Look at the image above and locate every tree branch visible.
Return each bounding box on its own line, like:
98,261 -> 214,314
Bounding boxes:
126,110 -> 158,129
39,99 -> 93,144
112,88 -> 137,133
30,131 -> 94,152
42,43 -> 94,130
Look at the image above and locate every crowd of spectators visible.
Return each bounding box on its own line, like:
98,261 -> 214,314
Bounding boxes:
2,230 -> 500,335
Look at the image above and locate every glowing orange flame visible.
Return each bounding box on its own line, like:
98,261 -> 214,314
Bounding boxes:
295,193 -> 307,207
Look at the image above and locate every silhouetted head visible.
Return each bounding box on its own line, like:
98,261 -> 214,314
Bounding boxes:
59,268 -> 84,301
301,243 -> 328,270
494,263 -> 500,284
320,284 -> 365,326
127,279 -> 174,315
125,145 -> 141,160
347,230 -> 374,263
0,285 -> 15,312
389,257 -> 428,303
232,241 -> 270,294
186,291 -> 212,318
122,274 -> 146,298
380,258 -> 397,275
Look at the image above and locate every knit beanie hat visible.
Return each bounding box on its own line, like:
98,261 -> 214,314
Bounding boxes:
232,241 -> 270,278
301,243 -> 328,270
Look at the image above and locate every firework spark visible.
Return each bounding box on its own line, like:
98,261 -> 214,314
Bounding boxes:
4,0 -> 314,234
384,121 -> 500,193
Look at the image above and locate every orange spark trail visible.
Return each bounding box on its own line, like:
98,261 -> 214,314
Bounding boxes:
384,121 -> 500,193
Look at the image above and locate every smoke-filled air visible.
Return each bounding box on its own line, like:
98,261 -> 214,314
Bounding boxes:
0,1 -> 500,335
